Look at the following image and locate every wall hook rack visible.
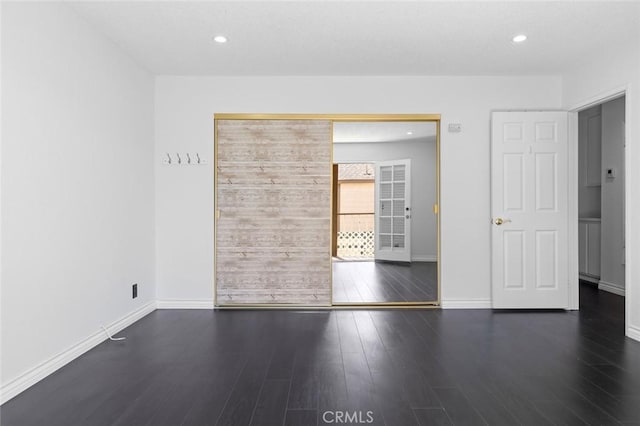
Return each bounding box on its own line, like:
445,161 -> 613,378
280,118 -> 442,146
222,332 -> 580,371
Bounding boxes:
162,152 -> 208,166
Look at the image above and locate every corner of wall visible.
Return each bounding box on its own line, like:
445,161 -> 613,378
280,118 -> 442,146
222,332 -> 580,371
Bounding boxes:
627,324 -> 640,342
0,302 -> 156,405
1,2 -> 158,401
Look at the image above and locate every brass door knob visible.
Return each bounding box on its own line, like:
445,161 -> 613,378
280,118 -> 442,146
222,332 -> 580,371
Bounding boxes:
495,218 -> 504,225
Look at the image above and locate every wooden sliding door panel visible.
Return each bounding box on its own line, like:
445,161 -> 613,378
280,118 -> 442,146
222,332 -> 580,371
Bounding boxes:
216,119 -> 332,305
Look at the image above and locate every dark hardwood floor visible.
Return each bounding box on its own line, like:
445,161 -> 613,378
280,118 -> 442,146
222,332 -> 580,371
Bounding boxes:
2,283 -> 639,425
332,261 -> 437,303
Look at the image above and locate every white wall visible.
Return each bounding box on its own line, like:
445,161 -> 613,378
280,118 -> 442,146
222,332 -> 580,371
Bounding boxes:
334,139 -> 437,260
155,75 -> 562,305
600,97 -> 626,294
1,2 -> 155,393
562,41 -> 640,340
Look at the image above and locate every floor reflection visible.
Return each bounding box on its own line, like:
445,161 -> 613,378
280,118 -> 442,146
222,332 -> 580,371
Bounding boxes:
332,260 -> 437,303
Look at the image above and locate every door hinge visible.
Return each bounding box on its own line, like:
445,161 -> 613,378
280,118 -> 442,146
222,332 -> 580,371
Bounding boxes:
433,204 -> 439,214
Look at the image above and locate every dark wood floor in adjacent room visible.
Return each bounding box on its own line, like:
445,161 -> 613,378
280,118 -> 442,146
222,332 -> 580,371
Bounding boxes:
2,283 -> 639,425
332,260 -> 437,303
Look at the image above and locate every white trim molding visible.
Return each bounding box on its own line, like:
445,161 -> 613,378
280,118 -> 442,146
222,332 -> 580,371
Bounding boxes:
411,255 -> 437,262
598,280 -> 625,297
441,298 -> 492,309
568,87 -> 629,316
156,299 -> 215,309
579,274 -> 600,284
568,110 -> 580,311
0,301 -> 156,405
627,325 -> 640,342
569,85 -> 627,112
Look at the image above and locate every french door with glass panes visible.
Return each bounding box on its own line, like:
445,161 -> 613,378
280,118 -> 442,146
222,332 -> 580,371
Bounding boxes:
374,159 -> 411,262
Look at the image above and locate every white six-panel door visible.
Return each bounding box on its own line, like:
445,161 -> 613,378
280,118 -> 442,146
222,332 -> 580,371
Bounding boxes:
375,159 -> 411,263
491,112 -> 569,308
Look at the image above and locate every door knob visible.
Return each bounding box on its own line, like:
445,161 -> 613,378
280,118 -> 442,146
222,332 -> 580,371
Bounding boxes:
494,218 -> 511,225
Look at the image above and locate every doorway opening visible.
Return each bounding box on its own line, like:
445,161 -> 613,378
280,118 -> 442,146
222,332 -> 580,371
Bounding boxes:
577,96 -> 626,300
333,163 -> 375,261
331,120 -> 439,305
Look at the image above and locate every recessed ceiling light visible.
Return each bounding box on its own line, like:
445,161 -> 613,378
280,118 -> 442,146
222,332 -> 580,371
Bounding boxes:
407,131 -> 413,135
213,35 -> 228,44
512,34 -> 527,43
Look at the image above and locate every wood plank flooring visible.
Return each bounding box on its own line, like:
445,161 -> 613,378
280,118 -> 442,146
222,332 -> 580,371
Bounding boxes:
332,261 -> 437,303
2,283 -> 639,425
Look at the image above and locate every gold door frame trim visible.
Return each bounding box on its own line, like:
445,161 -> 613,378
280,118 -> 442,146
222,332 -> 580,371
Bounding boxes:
214,113 -> 441,309
215,113 -> 441,122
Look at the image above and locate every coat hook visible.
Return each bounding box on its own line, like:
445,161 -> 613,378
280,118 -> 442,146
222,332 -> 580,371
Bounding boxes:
165,153 -> 172,164
176,153 -> 181,164
196,153 -> 201,164
186,153 -> 192,164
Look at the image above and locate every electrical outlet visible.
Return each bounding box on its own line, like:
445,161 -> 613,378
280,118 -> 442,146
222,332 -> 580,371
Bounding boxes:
132,283 -> 138,299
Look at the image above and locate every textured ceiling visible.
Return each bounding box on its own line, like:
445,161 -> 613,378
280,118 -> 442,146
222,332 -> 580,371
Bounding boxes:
69,1 -> 640,76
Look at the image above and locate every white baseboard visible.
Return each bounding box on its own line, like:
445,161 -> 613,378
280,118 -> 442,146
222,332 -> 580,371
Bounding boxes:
598,280 -> 625,296
411,255 -> 437,262
156,299 -> 215,309
579,274 -> 600,284
441,298 -> 492,309
0,300 -> 156,405
627,325 -> 640,342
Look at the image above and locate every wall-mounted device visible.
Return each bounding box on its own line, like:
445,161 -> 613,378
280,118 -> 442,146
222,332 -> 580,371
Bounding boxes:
606,168 -> 617,179
448,123 -> 462,133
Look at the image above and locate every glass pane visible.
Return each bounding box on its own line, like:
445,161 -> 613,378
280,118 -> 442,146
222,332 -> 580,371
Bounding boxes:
393,200 -> 405,216
380,183 -> 392,199
380,235 -> 391,249
380,217 -> 392,233
393,217 -> 404,234
393,234 -> 405,248
393,164 -> 406,181
380,166 -> 392,182
393,182 -> 405,199
380,200 -> 391,217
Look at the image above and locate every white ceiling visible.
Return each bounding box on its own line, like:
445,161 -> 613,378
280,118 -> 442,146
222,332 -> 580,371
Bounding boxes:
333,121 -> 436,143
69,1 -> 640,76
